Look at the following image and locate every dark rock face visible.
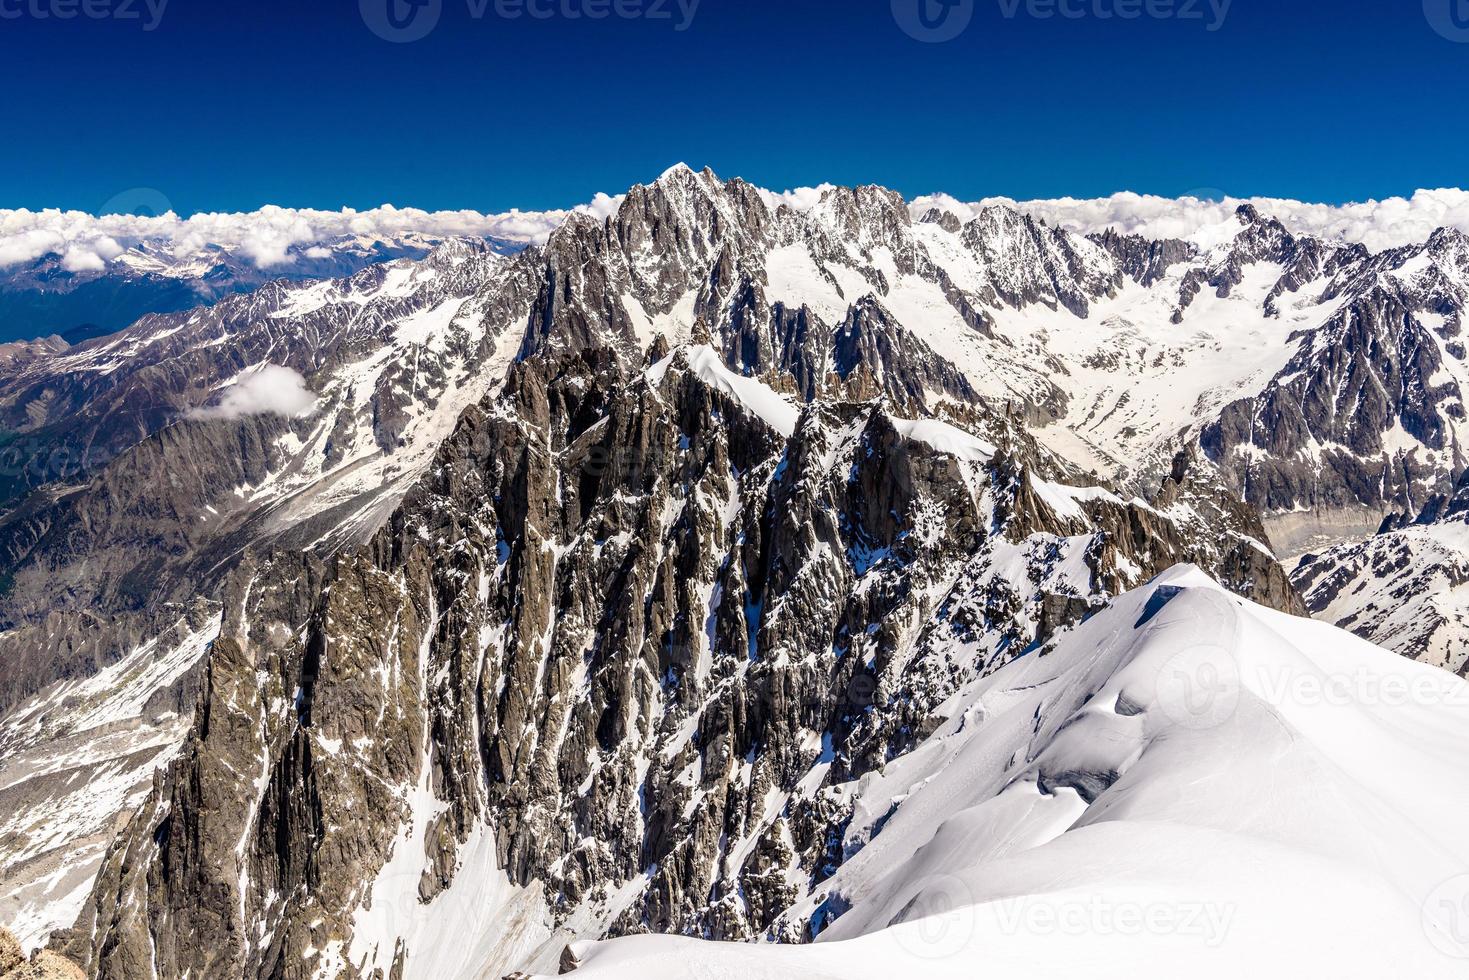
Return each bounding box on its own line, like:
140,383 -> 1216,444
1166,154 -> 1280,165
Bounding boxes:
54,345 -> 1299,979
829,296 -> 977,410
1091,229 -> 1194,288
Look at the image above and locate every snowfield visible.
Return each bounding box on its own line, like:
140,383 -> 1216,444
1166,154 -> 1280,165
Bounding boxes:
547,566 -> 1469,979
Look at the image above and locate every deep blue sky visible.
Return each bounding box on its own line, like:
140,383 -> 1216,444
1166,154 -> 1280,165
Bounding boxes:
2,0 -> 1466,215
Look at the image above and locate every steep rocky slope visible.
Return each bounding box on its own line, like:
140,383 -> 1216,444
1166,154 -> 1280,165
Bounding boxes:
42,343 -> 1297,978
0,604 -> 219,950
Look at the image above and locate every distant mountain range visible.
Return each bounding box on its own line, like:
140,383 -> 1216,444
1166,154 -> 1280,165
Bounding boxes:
0,232 -> 526,345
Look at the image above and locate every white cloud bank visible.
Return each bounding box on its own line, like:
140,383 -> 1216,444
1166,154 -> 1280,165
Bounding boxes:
0,194 -> 625,273
6,179 -> 1469,276
190,365 -> 318,421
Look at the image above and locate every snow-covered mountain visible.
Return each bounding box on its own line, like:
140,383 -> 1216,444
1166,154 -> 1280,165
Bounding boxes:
549,567 -> 1469,980
3,166 -> 1469,977
1293,468 -> 1469,674
0,237 -> 537,627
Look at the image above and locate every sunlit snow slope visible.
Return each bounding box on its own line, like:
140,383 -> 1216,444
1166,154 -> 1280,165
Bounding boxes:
550,566 -> 1469,980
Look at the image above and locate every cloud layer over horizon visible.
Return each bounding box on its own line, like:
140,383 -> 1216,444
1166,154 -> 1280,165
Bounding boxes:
4,182 -> 1469,277
0,195 -> 625,274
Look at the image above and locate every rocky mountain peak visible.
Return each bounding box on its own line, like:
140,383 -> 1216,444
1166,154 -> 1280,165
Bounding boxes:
918,207 -> 962,233
808,184 -> 913,249
1234,201 -> 1263,224
1422,226 -> 1469,280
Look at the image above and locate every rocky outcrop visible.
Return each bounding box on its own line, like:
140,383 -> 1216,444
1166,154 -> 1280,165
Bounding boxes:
0,929 -> 83,980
